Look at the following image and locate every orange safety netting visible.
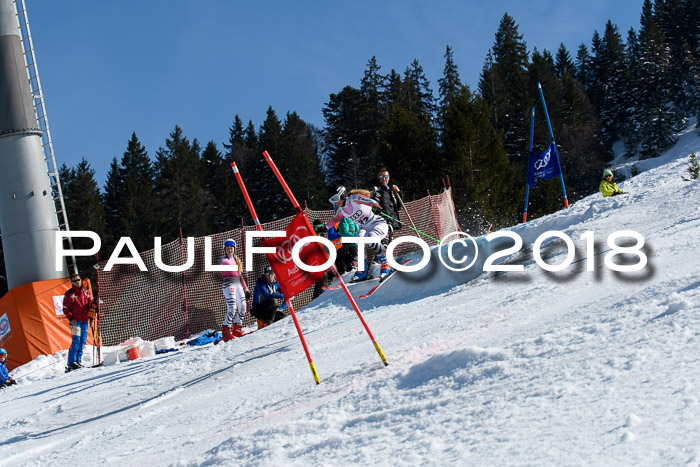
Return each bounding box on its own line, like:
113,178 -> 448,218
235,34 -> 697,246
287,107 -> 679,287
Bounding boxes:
98,188 -> 460,345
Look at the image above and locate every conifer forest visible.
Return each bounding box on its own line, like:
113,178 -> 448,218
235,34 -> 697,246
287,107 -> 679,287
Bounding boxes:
1,0 -> 699,294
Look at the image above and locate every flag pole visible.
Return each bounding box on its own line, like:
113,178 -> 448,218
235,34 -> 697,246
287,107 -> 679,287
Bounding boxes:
524,106 -> 535,222
262,151 -> 389,366
230,162 -> 320,384
537,82 -> 569,209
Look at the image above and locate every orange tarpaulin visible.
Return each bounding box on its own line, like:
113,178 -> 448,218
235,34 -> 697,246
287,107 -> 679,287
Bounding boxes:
0,278 -> 95,371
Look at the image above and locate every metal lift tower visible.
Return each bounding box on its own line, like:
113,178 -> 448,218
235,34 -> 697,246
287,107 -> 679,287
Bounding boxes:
0,0 -> 68,289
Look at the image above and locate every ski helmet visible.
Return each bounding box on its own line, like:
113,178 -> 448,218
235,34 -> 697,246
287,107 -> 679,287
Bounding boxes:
329,185 -> 346,204
0,348 -> 6,356
223,239 -> 236,249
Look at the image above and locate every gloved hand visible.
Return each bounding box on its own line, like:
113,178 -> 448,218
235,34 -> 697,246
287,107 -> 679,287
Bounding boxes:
88,301 -> 98,320
372,206 -> 382,215
245,290 -> 251,300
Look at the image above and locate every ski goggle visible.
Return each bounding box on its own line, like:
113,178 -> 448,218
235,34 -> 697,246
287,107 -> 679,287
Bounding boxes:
329,193 -> 343,204
223,240 -> 236,248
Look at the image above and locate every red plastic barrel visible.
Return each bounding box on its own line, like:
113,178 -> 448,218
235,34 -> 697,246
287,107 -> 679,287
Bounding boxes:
127,347 -> 141,360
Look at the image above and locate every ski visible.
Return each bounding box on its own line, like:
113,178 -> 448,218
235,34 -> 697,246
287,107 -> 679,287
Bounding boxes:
323,259 -> 411,290
322,276 -> 378,290
359,259 -> 412,299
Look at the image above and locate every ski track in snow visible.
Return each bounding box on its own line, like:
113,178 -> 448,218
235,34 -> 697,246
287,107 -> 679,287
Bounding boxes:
1,123 -> 700,465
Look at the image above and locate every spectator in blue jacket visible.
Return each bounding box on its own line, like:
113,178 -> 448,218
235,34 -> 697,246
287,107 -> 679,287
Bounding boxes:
0,348 -> 17,389
251,267 -> 287,329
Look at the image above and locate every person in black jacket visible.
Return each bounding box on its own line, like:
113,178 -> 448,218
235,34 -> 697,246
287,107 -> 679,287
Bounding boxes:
371,168 -> 403,242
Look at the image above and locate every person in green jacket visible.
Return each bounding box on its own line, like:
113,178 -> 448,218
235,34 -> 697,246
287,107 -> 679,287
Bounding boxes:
599,169 -> 626,197
335,215 -> 359,274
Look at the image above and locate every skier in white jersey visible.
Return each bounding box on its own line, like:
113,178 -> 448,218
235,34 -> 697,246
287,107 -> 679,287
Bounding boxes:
324,186 -> 393,281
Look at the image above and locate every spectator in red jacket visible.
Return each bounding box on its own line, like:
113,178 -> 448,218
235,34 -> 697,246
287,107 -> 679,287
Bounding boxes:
63,273 -> 93,372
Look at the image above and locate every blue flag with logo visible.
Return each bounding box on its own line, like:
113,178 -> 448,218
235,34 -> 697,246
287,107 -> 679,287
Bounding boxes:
527,142 -> 561,186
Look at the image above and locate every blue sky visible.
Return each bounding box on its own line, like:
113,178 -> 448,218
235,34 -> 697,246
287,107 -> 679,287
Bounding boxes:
25,0 -> 644,185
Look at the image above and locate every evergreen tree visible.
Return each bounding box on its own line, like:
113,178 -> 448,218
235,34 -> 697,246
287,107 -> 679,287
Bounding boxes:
378,59 -> 441,198
250,107 -> 286,221
593,21 -> 628,150
479,13 -> 530,159
221,118 -> 258,225
384,69 -> 404,113
244,120 -> 257,149
60,159 -> 106,276
278,112 -> 326,211
528,47 -> 606,218
358,56 -> 387,172
201,140 -> 242,232
623,28 -> 643,155
322,86 -> 366,189
401,59 -> 437,122
102,133 -> 156,252
676,42 -> 700,118
441,86 -> 518,230
694,44 -> 700,125
587,31 -> 604,111
527,48 -> 568,214
636,15 -> 677,157
575,43 -> 594,91
378,103 -> 441,199
438,45 -> 462,136
102,157 -> 122,249
221,116 -> 254,214
555,43 -> 575,77
154,126 -> 209,240
223,115 -> 245,150
655,0 -> 700,114
556,71 -> 608,201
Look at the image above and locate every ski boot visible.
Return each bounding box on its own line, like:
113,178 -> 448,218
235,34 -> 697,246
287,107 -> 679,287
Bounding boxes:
351,257 -> 369,282
222,326 -> 234,342
232,324 -> 244,338
377,254 -> 393,280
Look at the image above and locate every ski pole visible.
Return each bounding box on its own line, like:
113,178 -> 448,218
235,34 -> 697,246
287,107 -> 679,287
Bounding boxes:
395,192 -> 419,233
379,212 -> 440,243
13,360 -> 63,380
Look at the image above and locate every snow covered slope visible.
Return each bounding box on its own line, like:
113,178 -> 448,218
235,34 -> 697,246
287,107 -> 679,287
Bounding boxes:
1,125 -> 699,465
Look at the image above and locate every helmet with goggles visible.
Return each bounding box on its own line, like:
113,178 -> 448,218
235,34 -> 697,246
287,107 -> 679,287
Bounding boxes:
329,185 -> 346,204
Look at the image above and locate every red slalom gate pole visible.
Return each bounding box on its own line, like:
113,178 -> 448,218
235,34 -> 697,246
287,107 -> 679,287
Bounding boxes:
262,151 -> 389,366
230,162 -> 320,384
